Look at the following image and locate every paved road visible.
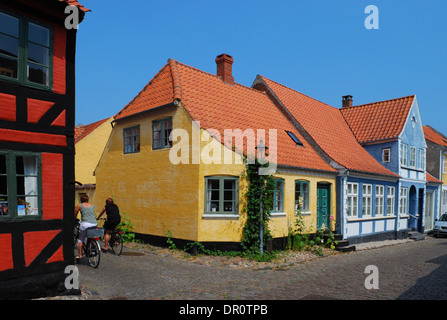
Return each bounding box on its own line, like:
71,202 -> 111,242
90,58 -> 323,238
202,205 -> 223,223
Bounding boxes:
77,236 -> 447,301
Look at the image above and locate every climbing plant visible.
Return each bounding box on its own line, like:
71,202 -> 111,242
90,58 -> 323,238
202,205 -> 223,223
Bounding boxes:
240,156 -> 276,255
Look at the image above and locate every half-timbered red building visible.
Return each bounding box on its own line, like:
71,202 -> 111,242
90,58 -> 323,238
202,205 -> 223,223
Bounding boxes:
0,0 -> 89,299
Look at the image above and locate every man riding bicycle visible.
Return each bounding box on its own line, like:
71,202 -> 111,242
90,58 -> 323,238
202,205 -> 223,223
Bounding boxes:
97,198 -> 121,252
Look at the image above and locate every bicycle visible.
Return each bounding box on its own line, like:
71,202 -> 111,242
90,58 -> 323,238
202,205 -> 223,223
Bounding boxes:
74,219 -> 104,268
98,218 -> 124,256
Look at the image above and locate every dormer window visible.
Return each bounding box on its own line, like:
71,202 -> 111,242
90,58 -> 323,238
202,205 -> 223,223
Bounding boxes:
0,10 -> 52,88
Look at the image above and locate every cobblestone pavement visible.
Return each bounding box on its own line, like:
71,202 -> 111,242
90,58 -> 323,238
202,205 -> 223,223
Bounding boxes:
50,236 -> 447,300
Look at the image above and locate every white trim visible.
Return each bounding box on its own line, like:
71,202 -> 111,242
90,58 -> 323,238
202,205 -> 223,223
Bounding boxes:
347,215 -> 397,222
202,214 -> 239,220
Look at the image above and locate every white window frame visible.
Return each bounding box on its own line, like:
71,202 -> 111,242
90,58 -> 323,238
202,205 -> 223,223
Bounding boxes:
400,143 -> 408,167
418,149 -> 425,170
347,183 -> 358,217
387,186 -> 395,216
382,148 -> 391,163
409,146 -> 416,168
362,184 -> 372,217
399,187 -> 408,216
375,185 -> 384,216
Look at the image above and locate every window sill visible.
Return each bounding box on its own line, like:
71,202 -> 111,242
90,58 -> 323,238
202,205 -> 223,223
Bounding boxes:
202,214 -> 239,220
270,212 -> 287,217
347,215 -> 397,222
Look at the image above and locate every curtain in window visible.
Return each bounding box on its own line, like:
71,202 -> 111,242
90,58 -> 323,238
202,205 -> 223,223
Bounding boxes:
23,156 -> 38,215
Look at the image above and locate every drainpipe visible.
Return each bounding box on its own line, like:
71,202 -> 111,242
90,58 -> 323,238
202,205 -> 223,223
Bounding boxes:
339,170 -> 349,240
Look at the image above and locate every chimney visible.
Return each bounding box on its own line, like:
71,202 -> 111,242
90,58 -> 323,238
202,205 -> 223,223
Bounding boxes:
216,53 -> 234,85
342,95 -> 353,108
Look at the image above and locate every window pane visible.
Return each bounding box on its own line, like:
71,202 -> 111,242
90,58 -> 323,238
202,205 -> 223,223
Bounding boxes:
0,55 -> 17,79
0,197 -> 8,216
16,156 -> 37,175
209,201 -> 219,212
0,175 -> 7,195
28,23 -> 50,46
0,155 -> 6,174
223,201 -> 234,212
0,12 -> 19,37
28,43 -> 49,66
208,179 -> 220,190
224,179 -> 235,190
0,33 -> 18,58
224,190 -> 234,201
210,190 -> 220,201
28,63 -> 49,85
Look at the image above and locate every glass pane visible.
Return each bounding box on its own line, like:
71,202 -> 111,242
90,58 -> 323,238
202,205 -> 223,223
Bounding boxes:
0,198 -> 8,216
0,55 -> 17,78
224,190 -> 234,201
28,63 -> 49,85
224,179 -> 235,190
0,33 -> 18,58
0,175 -> 7,195
210,190 -> 220,201
0,155 -> 6,174
28,23 -> 49,46
25,196 -> 39,215
209,201 -> 219,212
16,176 -> 25,195
16,156 -> 37,175
208,179 -> 220,190
223,201 -> 234,212
0,12 -> 19,37
28,43 -> 49,66
153,122 -> 161,131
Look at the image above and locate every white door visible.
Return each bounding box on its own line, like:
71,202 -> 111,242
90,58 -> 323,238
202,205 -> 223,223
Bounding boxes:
424,191 -> 435,231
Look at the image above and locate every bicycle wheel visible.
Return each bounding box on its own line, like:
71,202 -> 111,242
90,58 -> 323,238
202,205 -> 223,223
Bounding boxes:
87,239 -> 101,268
111,232 -> 123,256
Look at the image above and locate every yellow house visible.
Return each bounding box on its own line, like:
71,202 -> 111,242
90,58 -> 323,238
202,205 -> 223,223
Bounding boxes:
74,117 -> 113,206
94,55 -> 338,247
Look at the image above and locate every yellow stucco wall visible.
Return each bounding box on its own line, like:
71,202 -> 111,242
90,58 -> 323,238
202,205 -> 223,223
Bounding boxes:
74,117 -> 113,206
94,104 -> 337,243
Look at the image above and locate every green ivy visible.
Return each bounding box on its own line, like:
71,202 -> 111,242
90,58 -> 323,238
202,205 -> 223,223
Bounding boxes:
240,156 -> 276,255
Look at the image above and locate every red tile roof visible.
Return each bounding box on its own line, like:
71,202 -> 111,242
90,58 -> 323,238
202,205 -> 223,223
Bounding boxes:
423,125 -> 447,147
427,172 -> 442,184
340,95 -> 415,144
257,76 -> 399,178
58,0 -> 90,12
114,59 -> 337,173
75,118 -> 109,143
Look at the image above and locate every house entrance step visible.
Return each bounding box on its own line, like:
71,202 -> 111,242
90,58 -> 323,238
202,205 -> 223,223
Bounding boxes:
408,231 -> 425,241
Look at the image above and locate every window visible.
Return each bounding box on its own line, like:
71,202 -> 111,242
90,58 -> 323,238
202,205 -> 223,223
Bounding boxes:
375,185 -> 384,216
347,183 -> 358,217
362,184 -> 372,217
153,118 -> 172,150
400,143 -> 408,166
205,177 -> 238,214
387,186 -> 395,216
0,10 -> 52,88
286,131 -> 303,146
0,151 -> 41,220
399,187 -> 408,215
272,179 -> 284,213
410,146 -> 416,168
123,126 -> 140,154
441,190 -> 447,214
418,149 -> 425,170
443,154 -> 447,175
295,180 -> 309,212
382,148 -> 391,163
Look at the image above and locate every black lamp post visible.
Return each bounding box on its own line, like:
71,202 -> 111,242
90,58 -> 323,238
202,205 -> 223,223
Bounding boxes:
256,139 -> 268,256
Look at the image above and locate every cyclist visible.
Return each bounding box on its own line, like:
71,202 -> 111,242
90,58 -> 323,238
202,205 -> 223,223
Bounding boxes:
74,194 -> 97,259
97,197 -> 121,252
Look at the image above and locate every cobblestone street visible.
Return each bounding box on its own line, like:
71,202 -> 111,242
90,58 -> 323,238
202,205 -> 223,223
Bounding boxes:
67,235 -> 447,302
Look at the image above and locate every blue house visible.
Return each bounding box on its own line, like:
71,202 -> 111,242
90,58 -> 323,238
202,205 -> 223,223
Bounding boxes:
341,95 -> 439,234
254,77 -> 402,244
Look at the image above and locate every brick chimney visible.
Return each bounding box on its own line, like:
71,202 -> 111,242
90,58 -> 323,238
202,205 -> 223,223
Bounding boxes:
342,95 -> 353,108
216,53 -> 234,85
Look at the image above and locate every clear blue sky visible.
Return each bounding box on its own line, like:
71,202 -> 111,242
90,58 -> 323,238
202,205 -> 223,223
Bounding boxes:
75,0 -> 447,135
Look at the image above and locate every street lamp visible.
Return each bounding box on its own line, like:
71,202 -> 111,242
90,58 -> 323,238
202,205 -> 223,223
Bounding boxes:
256,139 -> 268,256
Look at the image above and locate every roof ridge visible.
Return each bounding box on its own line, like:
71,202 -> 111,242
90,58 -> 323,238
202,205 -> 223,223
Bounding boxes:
168,59 -> 183,101
170,59 -> 268,96
114,62 -> 172,119
258,75 -> 338,110
347,94 -> 415,109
